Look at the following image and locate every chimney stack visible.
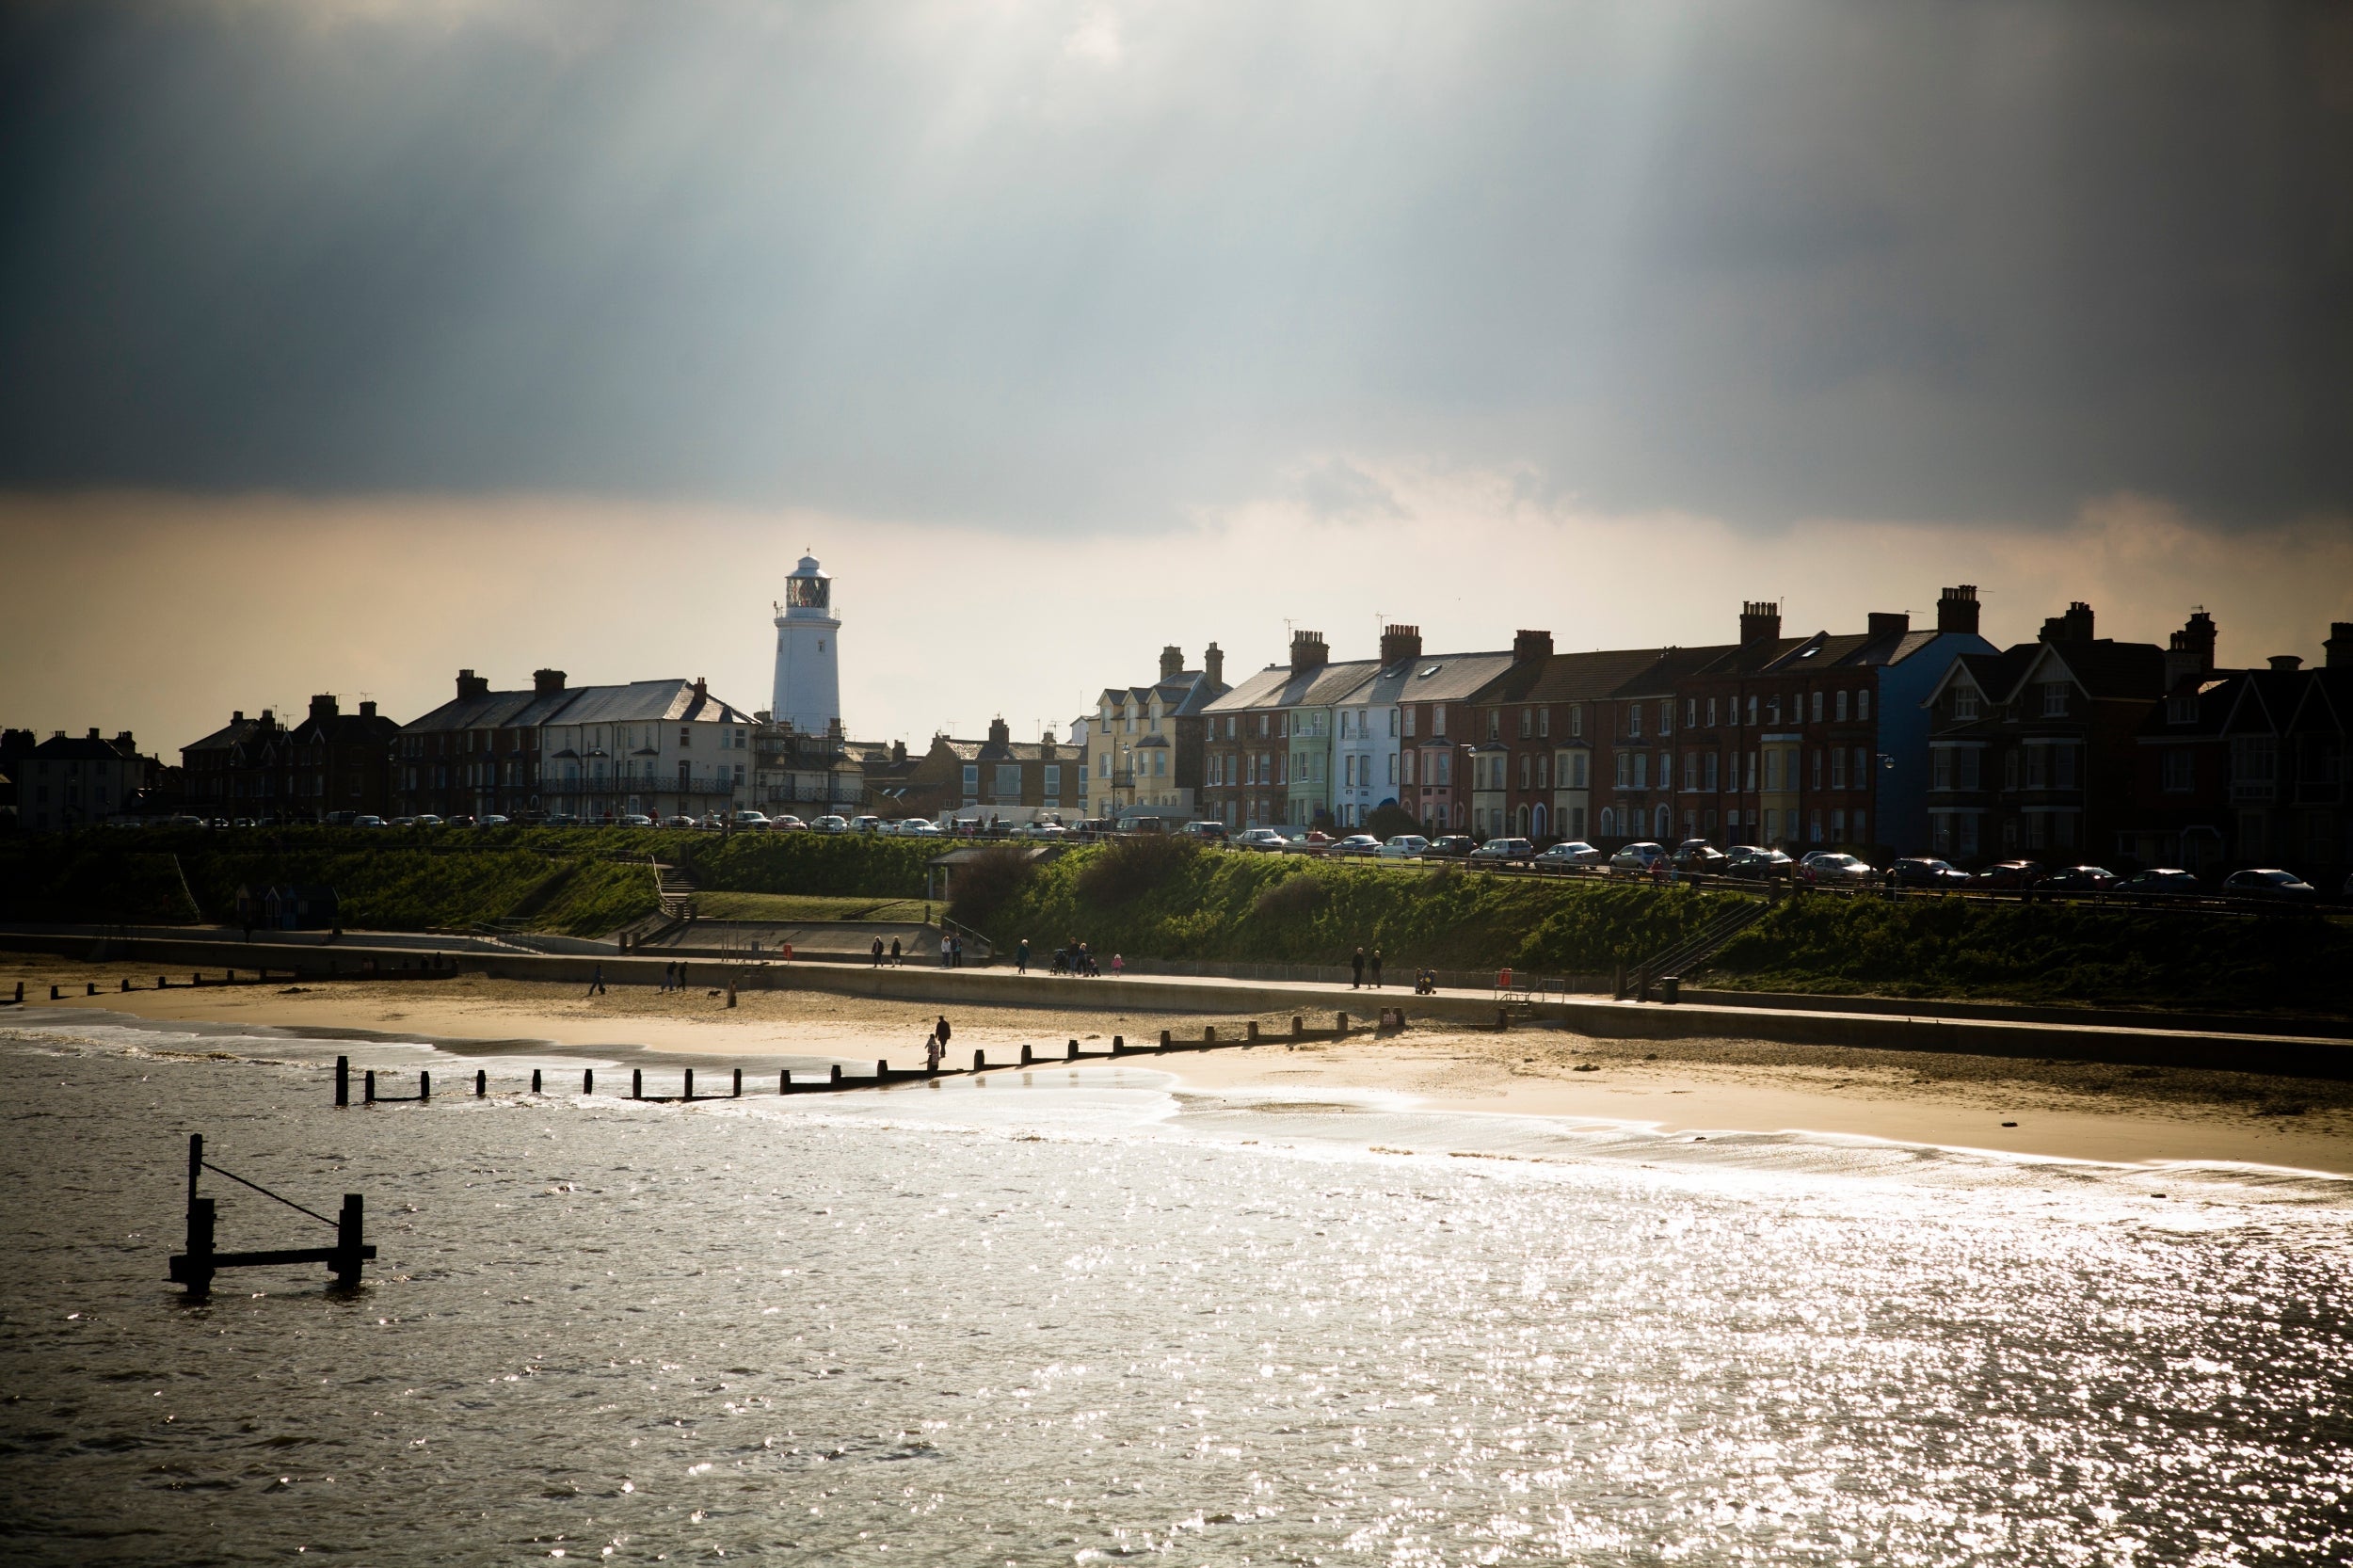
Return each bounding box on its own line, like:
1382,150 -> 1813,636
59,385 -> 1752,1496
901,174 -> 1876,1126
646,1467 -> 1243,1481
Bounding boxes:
1513,629 -> 1554,664
1160,645 -> 1185,681
1866,612 -> 1910,639
309,694 -> 339,722
232,711 -> 245,723
2268,654 -> 2304,673
1936,585 -> 1981,636
693,677 -> 709,703
1290,630 -> 1329,674
987,716 -> 1011,745
533,668 -> 567,696
2039,602 -> 2096,644
86,727 -> 101,741
2165,609 -> 2217,691
2327,622 -> 2353,669
1739,601 -> 1781,645
359,700 -> 377,719
1203,642 -> 1225,689
1380,624 -> 1423,667
456,668 -> 489,701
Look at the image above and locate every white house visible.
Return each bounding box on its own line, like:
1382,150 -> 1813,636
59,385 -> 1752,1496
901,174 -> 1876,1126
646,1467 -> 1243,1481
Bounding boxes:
536,678 -> 758,821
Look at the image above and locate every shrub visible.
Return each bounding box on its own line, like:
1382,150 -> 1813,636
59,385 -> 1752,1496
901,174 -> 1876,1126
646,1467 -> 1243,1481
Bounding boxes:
1364,803 -> 1421,841
946,846 -> 1038,935
1074,834 -> 1201,905
1252,873 -> 1328,922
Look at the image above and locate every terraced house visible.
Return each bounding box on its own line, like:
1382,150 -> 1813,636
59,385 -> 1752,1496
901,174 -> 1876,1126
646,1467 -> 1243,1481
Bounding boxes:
1200,632 -> 1383,830
1092,644 -> 1228,822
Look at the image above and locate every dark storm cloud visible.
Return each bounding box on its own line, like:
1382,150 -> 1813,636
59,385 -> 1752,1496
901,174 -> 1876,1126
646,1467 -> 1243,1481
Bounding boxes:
0,0 -> 2345,531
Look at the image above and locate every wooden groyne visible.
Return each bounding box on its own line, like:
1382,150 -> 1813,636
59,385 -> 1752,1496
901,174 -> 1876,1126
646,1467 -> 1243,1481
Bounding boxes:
325,1013 -> 1408,1108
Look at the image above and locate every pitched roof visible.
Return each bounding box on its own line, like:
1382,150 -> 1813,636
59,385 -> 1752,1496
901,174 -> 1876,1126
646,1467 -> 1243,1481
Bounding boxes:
1607,644 -> 1739,699
29,733 -> 135,761
403,680 -> 753,734
2033,640 -> 2166,702
1202,658 -> 1384,714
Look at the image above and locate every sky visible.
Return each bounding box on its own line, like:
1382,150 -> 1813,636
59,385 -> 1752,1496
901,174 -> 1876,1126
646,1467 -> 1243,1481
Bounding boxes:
2,0 -> 2348,752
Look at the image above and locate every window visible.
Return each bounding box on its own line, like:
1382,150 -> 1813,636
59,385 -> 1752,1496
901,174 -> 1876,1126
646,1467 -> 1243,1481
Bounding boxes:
1615,752 -> 1630,788
1489,710 -> 1502,740
2161,749 -> 2193,792
1433,708 -> 1446,738
1569,704 -> 1583,738
2041,683 -> 2070,717
1537,756 -> 1549,788
1660,700 -> 1673,735
1519,708 -> 1534,739
680,727 -> 692,747
1811,749 -> 1823,790
2054,745 -> 2077,791
1810,692 -> 1823,724
1768,696 -> 1782,726
1833,748 -> 1848,789
1706,696 -> 1718,728
1403,706 -> 1417,738
1632,752 -> 1648,789
2004,751 -> 2021,791
1857,690 -> 1870,721
1387,755 -> 1398,785
1435,752 -> 1450,785
1570,752 -> 1588,788
1705,752 -> 1719,791
1809,810 -> 1822,843
1857,747 -> 1873,788
1747,696 -> 1759,727
1952,687 -> 1978,720
1539,709 -> 1549,738
1685,698 -> 1697,728
961,764 -> 979,798
1683,752 -> 1698,791
1519,754 -> 1531,789
1627,705 -> 1643,740
1745,751 -> 1757,791
1853,810 -> 1865,843
995,763 -> 1022,797
1836,690 -> 1849,723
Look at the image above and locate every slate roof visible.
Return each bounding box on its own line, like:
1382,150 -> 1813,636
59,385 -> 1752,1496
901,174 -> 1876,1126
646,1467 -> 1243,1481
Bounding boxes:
403,680 -> 754,735
1470,647 -> 1670,707
29,733 -> 136,762
1607,645 -> 1739,699
1201,658 -> 1385,715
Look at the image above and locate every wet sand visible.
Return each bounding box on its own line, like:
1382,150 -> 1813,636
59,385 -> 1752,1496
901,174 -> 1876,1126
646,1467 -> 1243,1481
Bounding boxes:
9,954 -> 2352,1174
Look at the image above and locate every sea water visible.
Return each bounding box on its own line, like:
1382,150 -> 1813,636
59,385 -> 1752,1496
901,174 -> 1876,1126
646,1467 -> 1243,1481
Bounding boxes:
2,1011 -> 2348,1565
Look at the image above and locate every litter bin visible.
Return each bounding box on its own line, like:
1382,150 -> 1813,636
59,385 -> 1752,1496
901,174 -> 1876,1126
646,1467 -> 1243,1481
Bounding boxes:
1659,974 -> 1681,1005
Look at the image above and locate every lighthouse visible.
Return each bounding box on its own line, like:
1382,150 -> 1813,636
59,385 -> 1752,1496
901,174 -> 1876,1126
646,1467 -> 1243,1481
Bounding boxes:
771,554 -> 841,734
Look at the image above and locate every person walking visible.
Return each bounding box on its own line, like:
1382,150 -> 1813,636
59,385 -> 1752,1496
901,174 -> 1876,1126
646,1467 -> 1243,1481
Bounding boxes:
872,936 -> 884,968
939,934 -> 952,968
1016,937 -> 1031,974
1111,952 -> 1125,979
890,936 -> 902,965
1369,948 -> 1384,988
1351,947 -> 1366,988
935,1015 -> 952,1056
585,962 -> 607,998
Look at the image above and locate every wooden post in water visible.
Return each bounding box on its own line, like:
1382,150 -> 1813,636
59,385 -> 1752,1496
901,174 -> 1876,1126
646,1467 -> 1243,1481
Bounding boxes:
50,985 -> 60,1000
333,1194 -> 365,1288
779,1069 -> 790,1094
1020,1044 -> 1032,1065
973,1048 -> 985,1072
1067,1039 -> 1078,1062
684,1068 -> 695,1099
830,1064 -> 842,1087
87,982 -> 97,996
632,1068 -> 643,1100
732,1068 -> 742,1097
121,977 -> 131,992
530,1068 -> 541,1094
874,1058 -> 888,1082
364,1069 -> 376,1103
179,1133 -> 216,1298
584,1068 -> 594,1096
475,1068 -> 487,1096
158,976 -> 168,989
420,1070 -> 430,1100
335,1056 -> 349,1108
1112,1034 -> 1125,1055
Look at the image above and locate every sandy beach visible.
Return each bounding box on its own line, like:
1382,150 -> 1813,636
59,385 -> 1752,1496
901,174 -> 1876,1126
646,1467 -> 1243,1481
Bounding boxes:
8,952 -> 2351,1174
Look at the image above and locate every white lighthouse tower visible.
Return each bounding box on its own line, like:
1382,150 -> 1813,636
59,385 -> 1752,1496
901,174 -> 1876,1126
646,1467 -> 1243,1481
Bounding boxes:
771,553 -> 841,734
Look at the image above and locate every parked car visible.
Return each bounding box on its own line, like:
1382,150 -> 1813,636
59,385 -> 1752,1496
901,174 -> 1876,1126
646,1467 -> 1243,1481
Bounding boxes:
849,814 -> 885,833
1301,829 -> 1332,846
1180,820 -> 1229,841
1013,821 -> 1068,840
413,814 -> 443,827
616,813 -> 653,828
2041,865 -> 2120,892
2116,867 -> 2202,898
1609,840 -> 1669,874
477,814 -> 510,827
809,815 -> 849,833
1470,837 -> 1536,863
1971,859 -> 2046,889
1234,827 -> 1290,852
1424,835 -> 1477,858
1724,848 -> 1796,882
353,814 -> 388,829
733,811 -> 772,829
1798,852 -> 1876,888
900,819 -> 944,837
1670,840 -> 1727,874
2224,868 -> 2317,901
1378,834 -> 1431,858
1891,856 -> 1970,888
1331,834 -> 1384,856
1535,840 -> 1602,868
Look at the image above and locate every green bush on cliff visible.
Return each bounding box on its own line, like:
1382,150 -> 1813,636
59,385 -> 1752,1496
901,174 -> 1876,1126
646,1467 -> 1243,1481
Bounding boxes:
1710,893 -> 2353,1013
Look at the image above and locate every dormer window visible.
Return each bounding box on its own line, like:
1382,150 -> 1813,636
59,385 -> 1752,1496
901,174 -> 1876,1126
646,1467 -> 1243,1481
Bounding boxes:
2168,692 -> 2198,725
2040,683 -> 2070,718
1953,688 -> 1979,720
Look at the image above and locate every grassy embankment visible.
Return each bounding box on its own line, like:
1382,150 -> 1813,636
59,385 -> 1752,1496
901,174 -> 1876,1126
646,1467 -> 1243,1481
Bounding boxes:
952,838 -> 2353,1014
0,827 -> 937,938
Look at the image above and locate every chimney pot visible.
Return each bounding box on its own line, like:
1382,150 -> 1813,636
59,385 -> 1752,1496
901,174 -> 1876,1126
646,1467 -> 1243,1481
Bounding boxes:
1739,601 -> 1782,645
87,727 -> 101,741
1290,630 -> 1330,674
310,694 -> 338,721
1379,624 -> 1424,667
2268,654 -> 2304,673
360,700 -> 377,718
456,668 -> 489,700
1936,584 -> 1981,636
232,711 -> 245,723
